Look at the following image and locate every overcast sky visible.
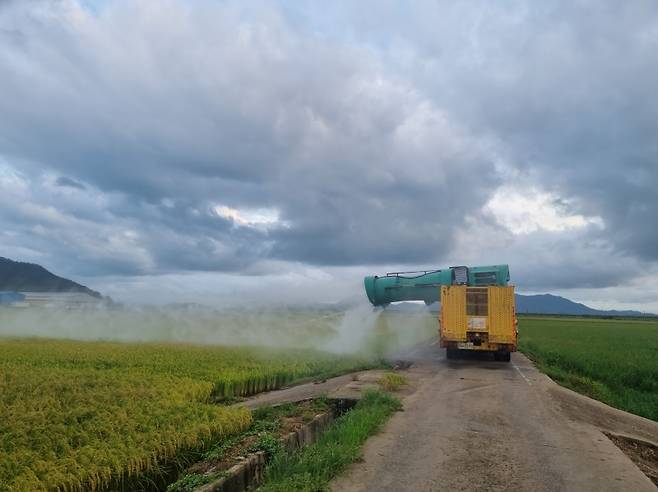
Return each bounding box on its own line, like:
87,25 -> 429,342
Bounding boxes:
1,0 -> 657,310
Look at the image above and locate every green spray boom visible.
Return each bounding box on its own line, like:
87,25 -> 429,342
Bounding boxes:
364,264 -> 510,306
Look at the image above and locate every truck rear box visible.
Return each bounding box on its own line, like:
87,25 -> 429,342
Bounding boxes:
440,285 -> 517,361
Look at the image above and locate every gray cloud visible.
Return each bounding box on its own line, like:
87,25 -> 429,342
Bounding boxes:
55,176 -> 86,190
365,1 -> 658,261
0,1 -> 499,271
0,0 -> 657,308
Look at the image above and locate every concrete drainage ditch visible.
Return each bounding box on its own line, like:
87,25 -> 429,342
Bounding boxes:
195,398 -> 357,492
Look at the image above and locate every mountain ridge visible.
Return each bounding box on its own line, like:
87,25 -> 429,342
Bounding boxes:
0,257 -> 101,298
385,293 -> 655,317
2,256 -> 654,315
514,293 -> 654,317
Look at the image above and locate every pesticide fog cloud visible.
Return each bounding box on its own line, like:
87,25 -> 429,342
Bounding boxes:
1,1 -> 658,311
0,304 -> 436,356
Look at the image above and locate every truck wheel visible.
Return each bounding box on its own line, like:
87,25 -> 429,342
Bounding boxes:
495,351 -> 511,362
446,349 -> 458,360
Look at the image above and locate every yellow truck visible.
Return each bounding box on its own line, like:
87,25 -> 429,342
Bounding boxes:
440,285 -> 517,361
364,265 -> 517,361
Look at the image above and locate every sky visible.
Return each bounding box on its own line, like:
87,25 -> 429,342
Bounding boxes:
1,0 -> 657,310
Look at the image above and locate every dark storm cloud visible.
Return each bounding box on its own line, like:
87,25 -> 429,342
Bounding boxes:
56,176 -> 86,190
0,0 -> 657,298
0,0 -> 500,277
308,0 -> 658,289
507,232 -> 646,291
356,1 -> 658,262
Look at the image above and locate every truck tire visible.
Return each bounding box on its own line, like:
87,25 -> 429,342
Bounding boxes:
446,349 -> 458,360
495,351 -> 511,362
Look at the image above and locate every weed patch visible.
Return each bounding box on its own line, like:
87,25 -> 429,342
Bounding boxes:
168,398 -> 330,491
379,372 -> 407,391
258,390 -> 401,491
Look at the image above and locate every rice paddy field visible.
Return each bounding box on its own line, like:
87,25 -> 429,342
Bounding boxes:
0,339 -> 375,491
0,306 -> 436,491
518,316 -> 658,422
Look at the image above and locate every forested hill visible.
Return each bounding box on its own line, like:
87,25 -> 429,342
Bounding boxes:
387,293 -> 655,317
515,293 -> 654,317
0,257 -> 101,298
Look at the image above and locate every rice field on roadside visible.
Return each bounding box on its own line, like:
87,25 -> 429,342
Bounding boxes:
0,338 -> 375,491
518,316 -> 658,421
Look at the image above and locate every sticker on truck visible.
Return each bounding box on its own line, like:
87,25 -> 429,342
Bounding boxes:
467,317 -> 486,329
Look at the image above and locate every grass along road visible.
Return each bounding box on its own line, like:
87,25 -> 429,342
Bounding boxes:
258,391 -> 402,492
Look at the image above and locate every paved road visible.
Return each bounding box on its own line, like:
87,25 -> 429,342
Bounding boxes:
331,342 -> 657,492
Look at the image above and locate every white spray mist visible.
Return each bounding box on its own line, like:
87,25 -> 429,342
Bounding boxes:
0,301 -> 437,356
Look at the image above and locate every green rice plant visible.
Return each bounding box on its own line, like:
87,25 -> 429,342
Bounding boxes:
518,316 -> 658,421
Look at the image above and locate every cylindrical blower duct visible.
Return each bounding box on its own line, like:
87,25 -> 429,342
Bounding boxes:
364,265 -> 510,307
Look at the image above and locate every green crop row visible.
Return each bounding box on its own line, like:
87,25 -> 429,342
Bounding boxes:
0,338 -> 373,491
518,316 -> 658,421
